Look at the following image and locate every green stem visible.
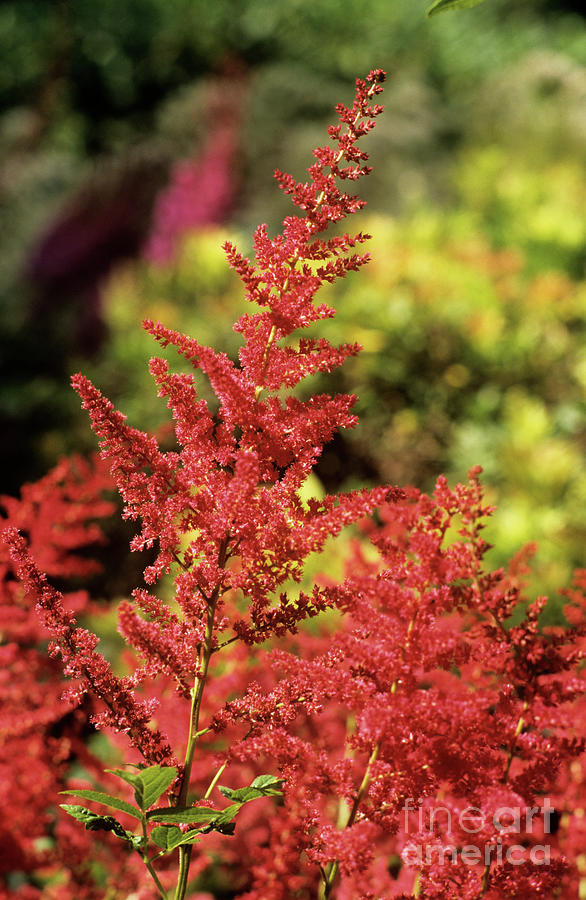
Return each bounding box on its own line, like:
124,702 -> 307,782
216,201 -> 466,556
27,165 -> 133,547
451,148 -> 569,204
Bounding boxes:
503,702 -> 528,782
174,850 -> 190,900
172,538 -> 230,900
145,854 -> 169,900
479,861 -> 491,897
412,871 -> 422,897
204,761 -> 228,800
140,816 -> 169,899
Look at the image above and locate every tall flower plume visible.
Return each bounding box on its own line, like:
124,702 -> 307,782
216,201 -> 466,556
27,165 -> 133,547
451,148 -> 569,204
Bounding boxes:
2,67 -> 585,900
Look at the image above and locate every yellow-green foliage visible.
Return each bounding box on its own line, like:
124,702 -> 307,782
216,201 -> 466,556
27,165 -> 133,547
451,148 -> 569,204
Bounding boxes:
312,162 -> 586,601
86,229 -> 247,429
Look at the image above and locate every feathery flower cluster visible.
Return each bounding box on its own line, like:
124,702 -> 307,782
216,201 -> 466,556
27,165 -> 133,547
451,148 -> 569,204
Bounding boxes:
219,471 -> 586,898
2,68 -> 585,900
0,457 -> 150,898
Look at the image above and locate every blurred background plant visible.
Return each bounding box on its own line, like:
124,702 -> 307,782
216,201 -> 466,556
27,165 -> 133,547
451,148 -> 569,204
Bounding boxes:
1,0 -> 585,602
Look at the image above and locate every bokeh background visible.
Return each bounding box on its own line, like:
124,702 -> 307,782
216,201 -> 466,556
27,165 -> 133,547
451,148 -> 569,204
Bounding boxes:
1,0 -> 585,603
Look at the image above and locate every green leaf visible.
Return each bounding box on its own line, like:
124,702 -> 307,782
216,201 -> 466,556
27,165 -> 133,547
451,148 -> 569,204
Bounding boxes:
201,804 -> 240,834
139,766 -> 178,810
107,765 -> 177,811
218,786 -> 236,800
426,0 -> 487,17
146,779 -> 281,836
250,774 -> 283,792
218,786 -> 261,802
106,768 -> 143,807
59,805 -> 132,842
147,805 -> 235,825
219,774 -> 284,803
60,790 -> 142,821
150,825 -> 201,851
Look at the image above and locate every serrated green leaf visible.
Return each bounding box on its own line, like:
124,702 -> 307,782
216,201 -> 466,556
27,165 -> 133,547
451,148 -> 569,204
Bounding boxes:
217,786 -> 261,803
106,768 -> 143,807
106,766 -> 177,811
106,768 -> 141,783
147,807 -> 209,825
60,790 -> 142,821
150,825 -> 201,851
196,804 -> 240,835
150,825 -> 180,850
59,805 -> 131,841
250,774 -> 283,791
426,0 -> 487,17
211,803 -> 241,822
139,766 -> 178,809
218,774 -> 284,804
147,805 -> 229,824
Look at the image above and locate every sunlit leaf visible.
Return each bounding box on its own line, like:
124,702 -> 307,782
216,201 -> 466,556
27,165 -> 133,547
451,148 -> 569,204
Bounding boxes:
106,765 -> 177,811
219,774 -> 284,803
139,766 -> 178,810
150,825 -> 201,851
427,0 -> 488,17
147,804 -> 240,826
60,789 -> 142,821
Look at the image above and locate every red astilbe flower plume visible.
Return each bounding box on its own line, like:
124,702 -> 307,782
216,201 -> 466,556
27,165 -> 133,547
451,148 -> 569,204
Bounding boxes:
5,67 -> 584,900
67,69 -> 392,686
0,458 -> 151,898
4,69 -> 399,899
0,455 -> 114,642
217,469 -> 586,899
6,528 -> 176,767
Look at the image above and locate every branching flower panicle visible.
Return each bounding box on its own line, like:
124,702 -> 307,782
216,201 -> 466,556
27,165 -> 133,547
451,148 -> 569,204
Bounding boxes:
2,67 -> 586,900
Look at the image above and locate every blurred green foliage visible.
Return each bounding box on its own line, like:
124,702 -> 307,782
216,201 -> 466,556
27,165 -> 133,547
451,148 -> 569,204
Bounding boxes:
318,202 -> 586,601
84,230 -> 246,429
1,0 -> 585,153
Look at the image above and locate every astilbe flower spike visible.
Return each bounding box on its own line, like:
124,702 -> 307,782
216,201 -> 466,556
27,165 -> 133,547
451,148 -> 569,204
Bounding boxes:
2,66 -> 586,900
0,457 -> 151,898
2,70 -> 408,900
220,471 -> 586,900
